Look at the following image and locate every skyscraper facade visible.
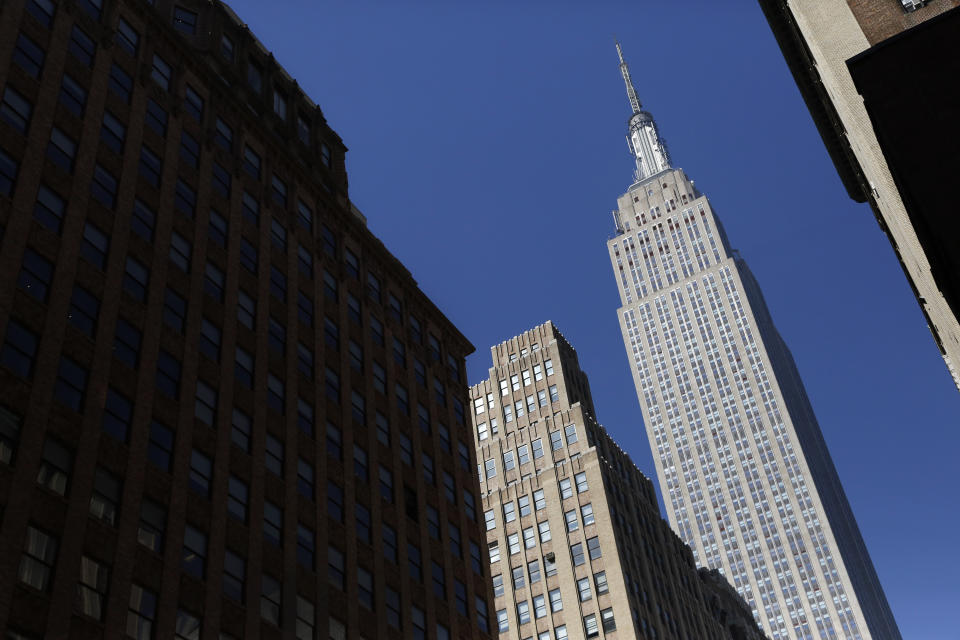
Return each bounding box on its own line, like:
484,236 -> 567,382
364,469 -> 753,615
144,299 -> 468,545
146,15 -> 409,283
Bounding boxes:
0,1 -> 493,638
605,45 -> 901,640
471,322 -> 767,640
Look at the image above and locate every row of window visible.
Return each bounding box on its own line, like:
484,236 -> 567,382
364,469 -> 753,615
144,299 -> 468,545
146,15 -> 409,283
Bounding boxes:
480,426 -> 578,482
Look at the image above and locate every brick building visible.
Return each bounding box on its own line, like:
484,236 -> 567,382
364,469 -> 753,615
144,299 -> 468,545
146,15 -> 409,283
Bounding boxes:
470,322 -> 767,640
0,0 -> 494,638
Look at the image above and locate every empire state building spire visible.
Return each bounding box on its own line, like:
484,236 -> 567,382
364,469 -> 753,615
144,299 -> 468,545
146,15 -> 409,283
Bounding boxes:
616,41 -> 671,183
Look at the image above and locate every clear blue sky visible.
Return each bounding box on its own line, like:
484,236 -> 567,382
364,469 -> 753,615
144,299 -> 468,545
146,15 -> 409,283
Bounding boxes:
226,1 -> 959,637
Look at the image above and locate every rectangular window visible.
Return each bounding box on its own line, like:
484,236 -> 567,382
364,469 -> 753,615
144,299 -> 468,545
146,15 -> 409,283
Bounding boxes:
137,500 -> 165,552
261,574 -> 281,625
19,525 -> 57,591
582,503 -> 595,525
189,450 -> 212,496
549,588 -> 563,612
113,318 -> 141,368
145,99 -> 167,136
211,162 -> 230,198
67,286 -> 99,336
151,54 -> 171,90
37,438 -> 73,495
0,147 -> 18,197
108,64 -> 133,102
223,550 -> 245,602
91,496 -> 123,556
175,179 -> 196,217
227,476 -> 248,522
27,0 -> 56,26
231,408 -> 251,452
248,61 -> 263,92
55,356 -> 87,412
238,290 -> 255,329
77,555 -> 110,620
91,164 -> 117,208
13,33 -> 45,78
132,199 -> 156,241
538,520 -> 551,542
204,263 -> 224,301
575,471 -> 588,493
0,86 -> 33,133
116,18 -> 139,54
147,421 -> 174,471
215,117 -> 232,151
587,536 -> 602,560
297,523 -> 315,569
169,231 -> 191,272
19,248 -> 53,302
194,380 -> 217,424
182,524 -> 207,578
528,559 -> 542,585
47,127 -> 76,172
162,288 -> 186,333
100,111 -> 125,153
173,6 -> 198,34
328,545 -> 344,589
69,26 -> 96,67
0,405 -> 22,465
185,84 -> 204,121
263,501 -> 282,545
180,131 -> 199,168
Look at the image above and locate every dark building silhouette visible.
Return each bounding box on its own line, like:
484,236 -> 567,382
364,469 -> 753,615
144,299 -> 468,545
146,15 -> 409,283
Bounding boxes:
0,0 -> 494,638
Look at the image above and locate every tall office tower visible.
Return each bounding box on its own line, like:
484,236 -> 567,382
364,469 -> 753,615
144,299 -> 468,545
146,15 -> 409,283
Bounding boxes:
0,1 -> 494,638
756,0 -> 960,391
471,322 -> 768,640
606,45 -> 901,640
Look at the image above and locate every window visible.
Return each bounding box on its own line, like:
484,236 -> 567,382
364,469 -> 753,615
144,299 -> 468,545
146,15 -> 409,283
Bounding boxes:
587,536 -> 602,560
523,526 -> 536,549
264,433 -> 283,478
151,54 -> 171,90
223,550 -> 245,602
559,478 -> 573,499
549,384 -> 559,402
297,458 -> 314,499
173,6 -> 197,33
215,117 -> 232,151
238,290 -> 255,329
534,488 -> 546,510
19,526 -> 57,591
37,438 -> 72,495
227,476 -> 248,522
538,520 -> 551,542
162,289 -> 186,333
503,451 -> 515,471
189,449 -> 212,496
145,99 -> 167,136
47,127 -> 76,172
169,231 -> 191,272
79,0 -> 102,19
108,64 -> 133,102
476,597 -> 490,634
174,179 -> 196,217
100,111 -> 127,152
185,84 -> 203,121
261,574 -> 281,625
600,609 -> 616,632
383,523 -> 398,563
182,524 -> 207,578
221,34 -> 234,60
581,503 -> 595,525
194,380 -> 217,425
375,411 -> 390,445
127,584 -> 157,639
116,18 -> 139,54
204,263 -> 224,301
594,571 -> 609,595
133,199 -> 156,241
326,421 -> 342,460
327,480 -> 343,522
244,145 -> 260,180
67,286 -> 99,336
328,545 -> 344,589
27,0 -> 56,26
575,472 -> 588,493
399,433 -> 412,465
13,33 -> 44,78
271,175 -> 287,208
55,356 -> 87,412
0,86 -> 33,133
0,147 -> 18,197
19,248 -> 53,302
297,523 -> 315,568
358,567 -> 374,608
497,609 -> 509,633
91,164 -> 117,208
550,430 -> 564,451
263,501 -> 282,545
549,588 -> 563,612
211,162 -> 230,198
175,610 -> 199,636
0,406 -> 22,465
1,320 -> 37,378
297,199 -> 313,231
321,143 -> 332,167
175,131 -> 200,170
508,533 -> 520,555
137,500 -> 165,552
297,398 -> 314,436
147,421 -> 174,471
584,614 -> 599,638
77,555 -> 109,620
69,26 -> 96,67
269,266 -> 286,302
208,209 -> 227,247
107,320 -> 139,371
408,543 -> 422,581
242,192 -> 260,226
231,408 -> 251,452
248,61 -> 263,92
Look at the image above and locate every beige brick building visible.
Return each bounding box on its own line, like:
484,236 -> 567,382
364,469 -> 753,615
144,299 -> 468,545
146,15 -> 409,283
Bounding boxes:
756,0 -> 960,391
470,323 -> 767,640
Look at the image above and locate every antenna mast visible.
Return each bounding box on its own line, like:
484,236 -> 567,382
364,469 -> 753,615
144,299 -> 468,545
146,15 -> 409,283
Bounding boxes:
616,40 -> 642,115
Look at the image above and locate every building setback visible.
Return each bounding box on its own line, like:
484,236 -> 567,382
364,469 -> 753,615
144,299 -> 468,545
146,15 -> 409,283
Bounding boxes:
756,0 -> 960,391
0,1 -> 494,638
606,45 -> 901,640
470,322 -> 768,640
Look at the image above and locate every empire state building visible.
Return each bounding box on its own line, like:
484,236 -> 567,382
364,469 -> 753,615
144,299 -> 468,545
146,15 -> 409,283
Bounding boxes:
606,43 -> 901,640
